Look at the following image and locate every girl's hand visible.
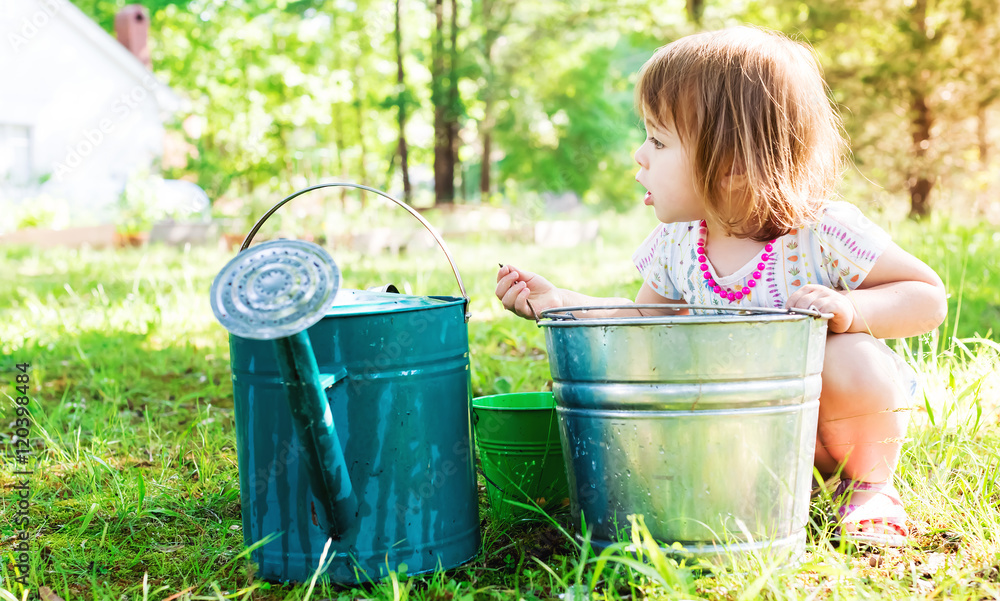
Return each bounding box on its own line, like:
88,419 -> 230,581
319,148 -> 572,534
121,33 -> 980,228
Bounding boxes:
786,285 -> 858,334
495,265 -> 563,320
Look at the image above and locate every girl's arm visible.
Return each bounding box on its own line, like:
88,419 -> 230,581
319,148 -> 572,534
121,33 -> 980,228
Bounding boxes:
496,265 -> 687,319
787,243 -> 947,338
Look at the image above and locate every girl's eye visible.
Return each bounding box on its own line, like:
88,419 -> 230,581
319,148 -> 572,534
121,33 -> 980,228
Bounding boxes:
648,137 -> 664,149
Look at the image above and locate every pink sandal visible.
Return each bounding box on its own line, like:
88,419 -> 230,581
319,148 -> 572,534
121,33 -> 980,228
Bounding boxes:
833,478 -> 909,547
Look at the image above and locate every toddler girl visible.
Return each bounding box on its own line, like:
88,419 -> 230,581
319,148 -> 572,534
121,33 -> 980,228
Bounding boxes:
495,26 -> 947,546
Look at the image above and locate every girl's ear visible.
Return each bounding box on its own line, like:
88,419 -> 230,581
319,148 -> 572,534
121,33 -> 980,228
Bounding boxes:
720,164 -> 749,193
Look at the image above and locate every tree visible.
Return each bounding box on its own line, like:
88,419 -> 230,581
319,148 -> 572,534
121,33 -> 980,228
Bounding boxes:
756,0 -> 1000,218
473,0 -> 514,201
429,0 -> 462,204
76,0 -> 1000,221
473,1 -> 680,209
686,0 -> 705,25
448,0 -> 461,199
905,0 -> 935,218
394,0 -> 412,202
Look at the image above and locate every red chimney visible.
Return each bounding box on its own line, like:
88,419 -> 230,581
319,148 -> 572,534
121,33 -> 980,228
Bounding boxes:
114,5 -> 151,69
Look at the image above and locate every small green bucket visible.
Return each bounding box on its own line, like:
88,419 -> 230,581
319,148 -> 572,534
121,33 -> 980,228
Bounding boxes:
472,392 -> 570,520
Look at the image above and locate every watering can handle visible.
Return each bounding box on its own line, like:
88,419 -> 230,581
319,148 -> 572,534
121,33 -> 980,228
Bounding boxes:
238,182 -> 471,322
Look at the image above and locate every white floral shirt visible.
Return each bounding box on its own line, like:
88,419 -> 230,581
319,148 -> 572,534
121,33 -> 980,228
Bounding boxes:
632,201 -> 892,312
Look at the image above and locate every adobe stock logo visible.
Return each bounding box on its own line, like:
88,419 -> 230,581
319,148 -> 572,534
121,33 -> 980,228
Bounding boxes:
7,0 -> 63,53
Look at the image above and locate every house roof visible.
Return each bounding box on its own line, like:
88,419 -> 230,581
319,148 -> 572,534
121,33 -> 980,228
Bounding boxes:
16,0 -> 182,113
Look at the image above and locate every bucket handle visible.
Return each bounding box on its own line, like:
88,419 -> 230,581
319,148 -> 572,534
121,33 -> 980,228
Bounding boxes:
239,182 -> 471,322
538,304 -> 834,321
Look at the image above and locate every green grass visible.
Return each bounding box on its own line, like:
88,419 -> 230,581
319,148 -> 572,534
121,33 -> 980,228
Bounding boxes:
1,209 -> 999,600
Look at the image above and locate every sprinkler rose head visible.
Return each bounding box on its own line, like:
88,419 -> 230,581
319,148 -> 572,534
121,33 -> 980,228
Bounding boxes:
210,239 -> 340,340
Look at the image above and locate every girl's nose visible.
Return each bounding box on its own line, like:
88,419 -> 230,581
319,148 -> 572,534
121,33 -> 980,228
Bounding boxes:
634,144 -> 647,169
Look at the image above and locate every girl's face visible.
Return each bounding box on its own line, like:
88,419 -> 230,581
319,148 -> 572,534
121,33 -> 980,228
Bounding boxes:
634,118 -> 705,225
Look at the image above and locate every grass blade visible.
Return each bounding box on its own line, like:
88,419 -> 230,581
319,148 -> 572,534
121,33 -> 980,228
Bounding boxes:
76,502 -> 99,538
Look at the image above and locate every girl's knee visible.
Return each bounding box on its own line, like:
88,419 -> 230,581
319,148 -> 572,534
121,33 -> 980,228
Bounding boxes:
822,333 -> 906,402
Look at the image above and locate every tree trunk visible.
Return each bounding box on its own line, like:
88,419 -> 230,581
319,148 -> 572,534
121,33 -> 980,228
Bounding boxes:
333,41 -> 347,207
353,57 -> 368,207
480,129 -> 491,199
448,0 -> 460,200
478,0 -> 500,201
335,122 -> 347,206
686,0 -> 703,25
432,0 -> 454,204
907,0 -> 933,219
978,102 -> 989,164
395,0 -> 411,202
907,92 -> 934,218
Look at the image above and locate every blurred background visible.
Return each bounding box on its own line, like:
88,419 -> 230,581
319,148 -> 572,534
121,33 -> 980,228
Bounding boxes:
1,0 -> 999,244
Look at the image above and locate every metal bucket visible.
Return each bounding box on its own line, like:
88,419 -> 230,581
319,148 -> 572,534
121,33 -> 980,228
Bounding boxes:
539,305 -> 828,564
226,183 -> 480,583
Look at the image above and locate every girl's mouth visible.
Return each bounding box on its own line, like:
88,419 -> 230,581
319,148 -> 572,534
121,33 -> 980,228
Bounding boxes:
644,190 -> 653,206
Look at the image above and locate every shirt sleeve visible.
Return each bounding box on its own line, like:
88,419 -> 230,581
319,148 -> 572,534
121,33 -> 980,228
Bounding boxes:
632,224 -> 683,300
813,201 -> 892,289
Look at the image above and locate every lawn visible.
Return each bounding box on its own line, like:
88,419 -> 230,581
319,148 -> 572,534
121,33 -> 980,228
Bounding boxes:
1,208 -> 999,600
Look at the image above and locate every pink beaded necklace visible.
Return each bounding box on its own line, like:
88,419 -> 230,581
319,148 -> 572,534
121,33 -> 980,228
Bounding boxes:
696,220 -> 776,302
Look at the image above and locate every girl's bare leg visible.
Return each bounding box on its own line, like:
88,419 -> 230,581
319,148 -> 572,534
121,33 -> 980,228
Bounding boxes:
814,333 -> 910,480
813,333 -> 912,535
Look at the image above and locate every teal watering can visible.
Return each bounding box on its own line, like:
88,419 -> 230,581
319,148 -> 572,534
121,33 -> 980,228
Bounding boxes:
210,183 -> 480,583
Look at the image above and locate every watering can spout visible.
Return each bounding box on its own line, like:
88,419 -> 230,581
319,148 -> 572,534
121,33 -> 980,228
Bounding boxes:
210,239 -> 357,537
275,333 -> 358,537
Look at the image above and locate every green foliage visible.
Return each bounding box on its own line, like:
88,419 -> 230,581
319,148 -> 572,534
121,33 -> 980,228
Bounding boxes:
68,0 -> 1000,218
68,0 -> 189,30
495,42 -> 645,209
753,0 -> 1000,214
153,0 -> 384,201
887,216 -> 1000,343
115,171 -> 167,234
8,196 -> 71,231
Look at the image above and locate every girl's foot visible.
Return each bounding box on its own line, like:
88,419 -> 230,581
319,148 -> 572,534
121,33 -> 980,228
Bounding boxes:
833,478 -> 909,547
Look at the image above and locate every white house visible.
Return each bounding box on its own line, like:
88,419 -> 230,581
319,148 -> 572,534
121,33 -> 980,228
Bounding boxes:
0,0 -> 180,231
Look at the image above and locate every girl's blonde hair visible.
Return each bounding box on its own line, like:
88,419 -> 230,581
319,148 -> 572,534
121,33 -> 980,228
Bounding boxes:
635,26 -> 845,240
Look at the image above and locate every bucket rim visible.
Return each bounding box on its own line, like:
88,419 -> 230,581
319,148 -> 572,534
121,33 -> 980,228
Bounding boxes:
539,307 -> 822,328
473,392 -> 555,410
